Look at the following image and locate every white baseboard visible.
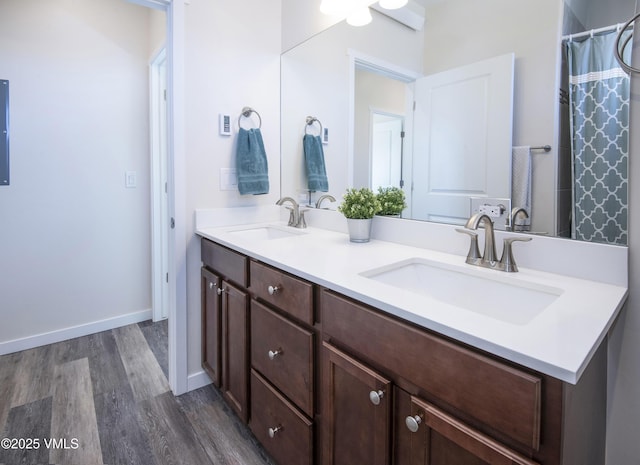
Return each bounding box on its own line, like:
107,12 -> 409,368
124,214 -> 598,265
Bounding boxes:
0,309 -> 153,355
186,369 -> 212,392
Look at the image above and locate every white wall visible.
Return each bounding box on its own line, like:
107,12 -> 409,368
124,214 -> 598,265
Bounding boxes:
184,0 -> 282,376
281,0 -> 344,52
0,0 -> 158,351
280,11 -> 424,205
606,13 -> 640,462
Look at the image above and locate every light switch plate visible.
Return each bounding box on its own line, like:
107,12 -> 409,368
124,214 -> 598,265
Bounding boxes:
219,114 -> 231,136
220,168 -> 237,191
125,171 -> 137,188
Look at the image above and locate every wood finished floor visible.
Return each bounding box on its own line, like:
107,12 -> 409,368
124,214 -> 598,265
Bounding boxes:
0,320 -> 275,465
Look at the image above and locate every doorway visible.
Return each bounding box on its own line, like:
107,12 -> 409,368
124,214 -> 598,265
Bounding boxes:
150,47 -> 169,323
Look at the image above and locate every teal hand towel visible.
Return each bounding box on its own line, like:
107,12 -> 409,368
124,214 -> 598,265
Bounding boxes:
303,134 -> 328,192
236,128 -> 269,195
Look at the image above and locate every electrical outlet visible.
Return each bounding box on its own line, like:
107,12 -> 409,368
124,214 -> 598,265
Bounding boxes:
470,197 -> 511,230
478,204 -> 504,218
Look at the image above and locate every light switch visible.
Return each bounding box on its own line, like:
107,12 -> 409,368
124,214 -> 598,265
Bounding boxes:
125,171 -> 137,188
220,168 -> 237,191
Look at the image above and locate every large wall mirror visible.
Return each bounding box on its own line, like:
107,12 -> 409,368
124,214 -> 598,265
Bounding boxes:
280,0 -> 634,243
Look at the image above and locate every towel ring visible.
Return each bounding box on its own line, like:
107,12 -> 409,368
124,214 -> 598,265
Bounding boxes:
615,13 -> 639,74
238,107 -> 262,129
305,116 -> 323,136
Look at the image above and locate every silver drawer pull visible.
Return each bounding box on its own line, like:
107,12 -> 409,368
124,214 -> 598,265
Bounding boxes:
267,285 -> 280,295
405,414 -> 423,433
216,287 -> 226,295
268,348 -> 283,360
268,426 -> 282,438
369,390 -> 385,406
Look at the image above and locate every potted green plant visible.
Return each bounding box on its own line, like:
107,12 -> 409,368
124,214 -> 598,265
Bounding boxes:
376,186 -> 407,216
337,187 -> 382,242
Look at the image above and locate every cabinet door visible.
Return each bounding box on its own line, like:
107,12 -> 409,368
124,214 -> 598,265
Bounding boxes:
221,280 -> 249,423
395,388 -> 539,465
201,268 -> 222,387
322,342 -> 391,465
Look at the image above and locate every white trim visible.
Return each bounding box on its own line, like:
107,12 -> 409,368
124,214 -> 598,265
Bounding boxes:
347,48 -> 420,188
569,68 -> 629,84
0,309 -> 152,356
166,0 -> 188,396
187,370 -> 213,392
150,47 -> 169,323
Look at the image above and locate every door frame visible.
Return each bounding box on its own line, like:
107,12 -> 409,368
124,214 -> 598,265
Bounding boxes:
134,0 -> 187,395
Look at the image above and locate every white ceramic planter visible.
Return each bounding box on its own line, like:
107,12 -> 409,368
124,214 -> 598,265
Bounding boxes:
347,218 -> 373,243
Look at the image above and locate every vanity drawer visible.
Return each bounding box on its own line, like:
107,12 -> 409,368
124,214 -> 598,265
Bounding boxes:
250,260 -> 313,325
201,238 -> 248,287
251,300 -> 314,416
249,369 -> 313,465
321,289 -> 542,451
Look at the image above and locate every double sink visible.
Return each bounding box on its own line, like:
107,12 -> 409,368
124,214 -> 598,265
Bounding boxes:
225,223 -> 562,326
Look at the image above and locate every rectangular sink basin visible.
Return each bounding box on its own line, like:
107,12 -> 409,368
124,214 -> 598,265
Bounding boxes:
360,258 -> 563,325
227,225 -> 307,240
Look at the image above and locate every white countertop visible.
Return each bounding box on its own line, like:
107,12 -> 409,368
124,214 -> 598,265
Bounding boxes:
196,220 -> 628,384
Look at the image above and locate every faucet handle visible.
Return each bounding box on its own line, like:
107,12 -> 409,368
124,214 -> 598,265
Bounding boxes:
500,236 -> 532,272
455,228 -> 482,265
284,206 -> 296,226
297,209 -> 309,229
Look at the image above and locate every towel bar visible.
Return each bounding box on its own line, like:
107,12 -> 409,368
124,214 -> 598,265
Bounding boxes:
305,116 -> 323,136
531,145 -> 551,152
238,107 -> 262,129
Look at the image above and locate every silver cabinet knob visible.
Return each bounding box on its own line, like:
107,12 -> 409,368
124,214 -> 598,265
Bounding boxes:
268,348 -> 283,360
216,287 -> 225,295
369,390 -> 385,406
405,414 -> 422,433
267,285 -> 280,295
268,426 -> 282,438
209,282 -> 214,289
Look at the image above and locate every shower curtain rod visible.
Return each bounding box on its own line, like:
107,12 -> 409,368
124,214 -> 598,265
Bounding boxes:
562,22 -> 633,41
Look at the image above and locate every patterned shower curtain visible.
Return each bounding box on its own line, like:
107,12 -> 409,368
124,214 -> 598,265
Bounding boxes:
566,30 -> 631,245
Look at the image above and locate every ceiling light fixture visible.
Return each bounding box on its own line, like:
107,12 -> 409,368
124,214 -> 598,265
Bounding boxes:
378,0 -> 408,9
346,6 -> 373,26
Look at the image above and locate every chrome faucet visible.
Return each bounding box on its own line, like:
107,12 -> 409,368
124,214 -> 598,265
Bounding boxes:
315,194 -> 336,209
507,207 -> 529,232
276,197 -> 307,228
456,213 -> 531,272
465,213 -> 498,263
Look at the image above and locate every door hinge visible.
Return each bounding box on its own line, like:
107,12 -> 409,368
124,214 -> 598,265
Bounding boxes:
166,272 -> 169,283
170,217 -> 175,229
413,101 -> 416,111
163,89 -> 167,101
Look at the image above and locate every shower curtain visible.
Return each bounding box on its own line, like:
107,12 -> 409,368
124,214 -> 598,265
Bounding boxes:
566,30 -> 631,245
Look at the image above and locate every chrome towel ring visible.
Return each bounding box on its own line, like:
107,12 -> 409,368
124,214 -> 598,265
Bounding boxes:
615,13 -> 639,74
238,107 -> 262,129
305,116 -> 323,136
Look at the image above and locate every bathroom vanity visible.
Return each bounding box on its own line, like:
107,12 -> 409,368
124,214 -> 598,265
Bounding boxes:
197,214 -> 627,465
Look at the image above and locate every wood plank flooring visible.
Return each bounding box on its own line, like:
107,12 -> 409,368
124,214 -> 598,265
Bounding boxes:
0,320 -> 275,465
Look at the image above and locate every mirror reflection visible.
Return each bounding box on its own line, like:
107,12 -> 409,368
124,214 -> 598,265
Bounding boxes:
281,0 -> 633,243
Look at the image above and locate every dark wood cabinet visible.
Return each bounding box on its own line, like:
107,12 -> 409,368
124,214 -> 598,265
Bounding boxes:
200,237 -> 607,465
250,369 -> 313,465
220,280 -> 249,422
394,388 -> 539,465
201,268 -> 221,387
322,342 -> 392,465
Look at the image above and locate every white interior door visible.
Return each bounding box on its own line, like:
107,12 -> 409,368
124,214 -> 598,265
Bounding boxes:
151,48 -> 169,322
411,53 -> 514,224
371,113 -> 403,189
